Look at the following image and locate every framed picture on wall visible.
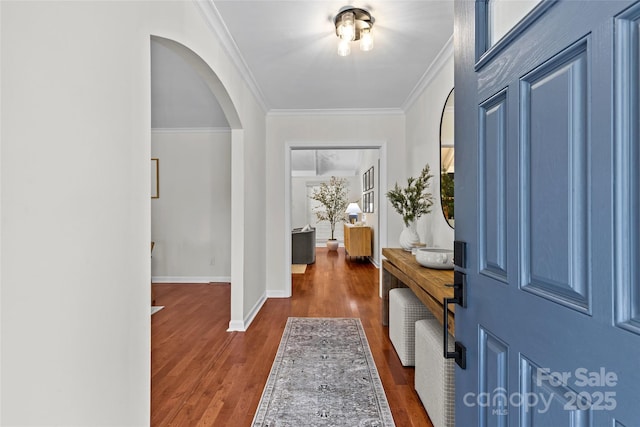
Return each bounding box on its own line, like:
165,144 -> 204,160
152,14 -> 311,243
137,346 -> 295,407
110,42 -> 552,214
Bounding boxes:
362,190 -> 374,213
363,166 -> 374,191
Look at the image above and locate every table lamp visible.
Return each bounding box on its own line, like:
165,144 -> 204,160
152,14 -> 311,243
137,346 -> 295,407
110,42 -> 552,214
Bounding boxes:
345,202 -> 362,224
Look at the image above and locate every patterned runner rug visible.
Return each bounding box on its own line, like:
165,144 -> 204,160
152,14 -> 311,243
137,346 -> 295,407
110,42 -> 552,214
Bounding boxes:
252,317 -> 395,426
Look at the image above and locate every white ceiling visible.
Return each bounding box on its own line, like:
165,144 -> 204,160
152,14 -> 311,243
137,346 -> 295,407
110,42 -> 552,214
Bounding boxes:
150,1 -> 454,171
212,0 -> 454,111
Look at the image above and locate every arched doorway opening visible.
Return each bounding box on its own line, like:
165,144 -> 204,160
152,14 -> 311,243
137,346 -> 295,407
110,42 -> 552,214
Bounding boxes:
150,35 -> 244,329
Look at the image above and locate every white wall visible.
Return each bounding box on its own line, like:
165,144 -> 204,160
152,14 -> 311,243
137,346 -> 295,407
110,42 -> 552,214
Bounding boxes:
291,177 -> 312,229
151,129 -> 231,282
1,1 -> 265,424
266,113 -> 406,296
405,43 -> 455,249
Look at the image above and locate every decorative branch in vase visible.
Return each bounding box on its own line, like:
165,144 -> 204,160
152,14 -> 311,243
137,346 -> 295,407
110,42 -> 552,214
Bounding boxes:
310,176 -> 349,251
386,164 -> 434,250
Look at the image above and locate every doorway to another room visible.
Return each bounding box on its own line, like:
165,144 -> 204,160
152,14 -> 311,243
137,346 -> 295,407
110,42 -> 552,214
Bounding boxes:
286,145 -> 386,295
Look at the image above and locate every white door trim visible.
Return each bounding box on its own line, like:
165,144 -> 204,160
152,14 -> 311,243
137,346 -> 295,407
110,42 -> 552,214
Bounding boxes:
284,141 -> 388,298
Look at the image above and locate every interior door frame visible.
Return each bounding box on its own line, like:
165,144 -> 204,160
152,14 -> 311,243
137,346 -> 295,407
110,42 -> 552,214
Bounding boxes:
284,141 -> 388,298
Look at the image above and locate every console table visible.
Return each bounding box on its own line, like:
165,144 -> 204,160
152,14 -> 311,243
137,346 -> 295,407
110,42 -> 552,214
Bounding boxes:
344,224 -> 371,258
382,248 -> 455,334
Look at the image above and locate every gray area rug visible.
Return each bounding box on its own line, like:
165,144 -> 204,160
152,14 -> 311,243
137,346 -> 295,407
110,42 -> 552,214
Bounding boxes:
252,317 -> 396,427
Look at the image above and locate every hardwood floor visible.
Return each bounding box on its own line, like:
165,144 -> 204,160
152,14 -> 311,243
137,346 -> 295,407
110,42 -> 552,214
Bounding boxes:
151,247 -> 433,426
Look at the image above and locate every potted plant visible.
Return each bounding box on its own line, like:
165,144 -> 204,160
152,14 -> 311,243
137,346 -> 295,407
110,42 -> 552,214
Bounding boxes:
386,164 -> 434,250
310,176 -> 349,251
440,169 -> 454,226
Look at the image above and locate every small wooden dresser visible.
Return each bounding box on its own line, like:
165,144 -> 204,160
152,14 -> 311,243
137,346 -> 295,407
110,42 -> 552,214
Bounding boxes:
343,224 -> 372,258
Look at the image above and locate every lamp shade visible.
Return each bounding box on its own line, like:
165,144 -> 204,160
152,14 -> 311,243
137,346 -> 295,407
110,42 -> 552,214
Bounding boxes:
360,28 -> 374,51
337,11 -> 356,41
337,38 -> 351,56
345,202 -> 362,214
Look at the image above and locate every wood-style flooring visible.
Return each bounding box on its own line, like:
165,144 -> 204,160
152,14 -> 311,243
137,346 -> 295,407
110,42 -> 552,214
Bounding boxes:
151,247 -> 433,426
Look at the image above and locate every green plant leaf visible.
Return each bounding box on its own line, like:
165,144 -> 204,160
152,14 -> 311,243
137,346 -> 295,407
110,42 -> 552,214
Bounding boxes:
385,164 -> 434,227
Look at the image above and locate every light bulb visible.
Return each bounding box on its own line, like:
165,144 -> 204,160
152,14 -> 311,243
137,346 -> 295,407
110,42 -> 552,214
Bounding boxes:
338,11 -> 355,41
360,28 -> 374,51
337,38 -> 351,56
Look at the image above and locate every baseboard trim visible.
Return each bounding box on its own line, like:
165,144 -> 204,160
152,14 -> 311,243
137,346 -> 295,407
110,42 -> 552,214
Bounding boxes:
227,292 -> 267,332
244,293 -> 267,330
266,290 -> 290,298
152,276 -> 231,283
227,320 -> 245,332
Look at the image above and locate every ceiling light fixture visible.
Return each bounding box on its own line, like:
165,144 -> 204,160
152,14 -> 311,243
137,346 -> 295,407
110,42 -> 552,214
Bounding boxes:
334,7 -> 374,56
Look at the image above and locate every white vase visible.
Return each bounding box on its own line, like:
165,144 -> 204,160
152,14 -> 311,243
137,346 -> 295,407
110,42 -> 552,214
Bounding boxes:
399,221 -> 420,251
326,239 -> 339,251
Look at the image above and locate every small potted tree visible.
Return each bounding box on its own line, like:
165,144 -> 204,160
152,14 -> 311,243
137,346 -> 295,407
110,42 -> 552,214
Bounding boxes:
310,176 -> 349,251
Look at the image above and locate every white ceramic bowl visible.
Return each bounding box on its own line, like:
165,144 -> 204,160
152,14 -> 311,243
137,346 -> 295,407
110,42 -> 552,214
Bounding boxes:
415,247 -> 454,269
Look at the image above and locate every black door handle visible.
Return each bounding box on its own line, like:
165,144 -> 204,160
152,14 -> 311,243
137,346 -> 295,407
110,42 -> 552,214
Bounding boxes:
443,271 -> 466,369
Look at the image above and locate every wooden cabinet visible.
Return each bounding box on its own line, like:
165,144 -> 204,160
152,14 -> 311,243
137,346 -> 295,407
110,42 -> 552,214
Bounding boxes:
343,225 -> 372,258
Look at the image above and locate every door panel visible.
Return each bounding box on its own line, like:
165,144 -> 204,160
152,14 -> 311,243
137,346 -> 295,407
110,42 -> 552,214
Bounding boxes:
520,37 -> 589,313
520,357 -> 591,427
478,327 -> 509,426
479,90 -> 509,281
615,3 -> 640,335
455,1 -> 640,426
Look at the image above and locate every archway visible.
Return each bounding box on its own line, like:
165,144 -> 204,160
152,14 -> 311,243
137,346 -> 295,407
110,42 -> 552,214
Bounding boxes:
150,36 -> 244,329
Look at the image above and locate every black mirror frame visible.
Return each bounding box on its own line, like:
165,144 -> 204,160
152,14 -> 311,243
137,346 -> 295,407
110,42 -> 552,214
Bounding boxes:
440,88 -> 455,229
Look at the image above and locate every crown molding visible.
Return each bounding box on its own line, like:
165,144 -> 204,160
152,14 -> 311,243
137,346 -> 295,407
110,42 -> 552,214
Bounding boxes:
194,0 -> 270,113
267,108 -> 405,117
402,34 -> 454,111
151,127 -> 231,134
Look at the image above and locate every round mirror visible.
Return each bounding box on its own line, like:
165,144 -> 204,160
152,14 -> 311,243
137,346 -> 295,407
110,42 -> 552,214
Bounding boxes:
440,88 -> 455,228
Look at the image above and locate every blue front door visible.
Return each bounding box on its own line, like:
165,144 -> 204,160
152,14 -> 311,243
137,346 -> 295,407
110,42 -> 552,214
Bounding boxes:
455,1 -> 640,426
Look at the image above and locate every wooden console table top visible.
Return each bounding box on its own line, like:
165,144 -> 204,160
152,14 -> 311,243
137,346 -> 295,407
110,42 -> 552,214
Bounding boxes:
381,248 -> 455,334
